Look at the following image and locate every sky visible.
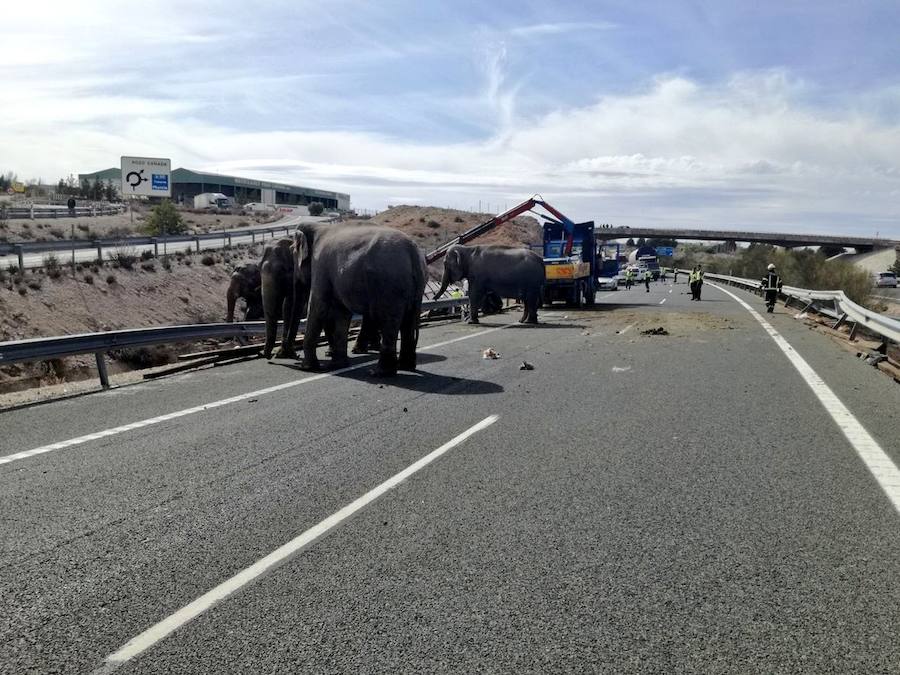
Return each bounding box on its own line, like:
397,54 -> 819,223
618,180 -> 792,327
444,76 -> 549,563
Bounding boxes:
1,0 -> 899,237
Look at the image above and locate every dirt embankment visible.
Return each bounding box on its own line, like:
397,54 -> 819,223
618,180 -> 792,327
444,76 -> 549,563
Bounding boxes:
0,244 -> 264,394
0,207 -> 283,244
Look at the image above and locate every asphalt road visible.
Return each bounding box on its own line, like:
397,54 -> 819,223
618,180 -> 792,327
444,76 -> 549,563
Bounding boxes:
2,279 -> 899,673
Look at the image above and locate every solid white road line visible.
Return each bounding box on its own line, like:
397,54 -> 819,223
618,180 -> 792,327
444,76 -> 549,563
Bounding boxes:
659,298 -> 667,305
711,283 -> 900,515
0,325 -> 514,467
96,415 -> 499,671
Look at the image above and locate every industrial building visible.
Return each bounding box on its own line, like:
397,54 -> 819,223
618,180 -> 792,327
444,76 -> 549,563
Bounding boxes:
78,167 -> 350,211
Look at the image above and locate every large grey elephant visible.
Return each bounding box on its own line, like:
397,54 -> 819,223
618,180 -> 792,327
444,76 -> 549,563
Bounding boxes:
434,244 -> 544,324
226,263 -> 263,322
289,224 -> 426,376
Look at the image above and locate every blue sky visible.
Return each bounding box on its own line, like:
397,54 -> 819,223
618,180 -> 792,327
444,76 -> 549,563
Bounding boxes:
2,0 -> 899,236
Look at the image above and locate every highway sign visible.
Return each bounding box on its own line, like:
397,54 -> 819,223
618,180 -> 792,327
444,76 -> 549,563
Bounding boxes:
121,156 -> 171,197
655,246 -> 675,256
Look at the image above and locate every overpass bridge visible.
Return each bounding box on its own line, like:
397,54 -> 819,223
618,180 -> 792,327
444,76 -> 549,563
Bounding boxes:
594,226 -> 899,252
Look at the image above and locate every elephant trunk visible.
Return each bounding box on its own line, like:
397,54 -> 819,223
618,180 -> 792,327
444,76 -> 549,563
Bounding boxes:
434,266 -> 451,299
226,276 -> 241,322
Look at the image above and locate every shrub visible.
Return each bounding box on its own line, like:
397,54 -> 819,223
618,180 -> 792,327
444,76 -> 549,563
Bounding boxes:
6,263 -> 19,274
106,274 -> 116,284
17,286 -> 26,295
308,201 -> 324,216
0,269 -> 6,283
49,228 -> 65,239
110,248 -> 137,270
426,220 -> 441,229
76,223 -> 90,232
200,254 -> 216,266
109,345 -> 175,369
140,261 -> 156,272
140,249 -> 154,261
183,258 -> 192,266
91,265 -> 100,274
27,279 -> 42,290
143,200 -> 187,236
83,274 -> 94,284
43,253 -> 61,274
454,216 -> 464,223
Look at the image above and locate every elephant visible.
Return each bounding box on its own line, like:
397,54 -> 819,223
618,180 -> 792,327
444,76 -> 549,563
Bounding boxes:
260,235 -> 384,361
434,244 -> 544,324
288,224 -> 426,376
226,263 -> 263,322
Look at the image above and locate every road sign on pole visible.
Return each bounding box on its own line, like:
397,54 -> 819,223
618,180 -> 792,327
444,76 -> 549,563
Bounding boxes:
655,246 -> 675,257
120,156 -> 171,197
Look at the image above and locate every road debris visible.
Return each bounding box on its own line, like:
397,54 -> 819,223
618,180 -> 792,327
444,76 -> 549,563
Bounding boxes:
612,366 -> 631,372
482,348 -> 501,359
641,327 -> 669,336
519,361 -> 534,371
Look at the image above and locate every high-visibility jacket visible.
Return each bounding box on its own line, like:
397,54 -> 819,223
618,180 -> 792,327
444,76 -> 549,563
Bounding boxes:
763,271 -> 782,292
690,269 -> 703,283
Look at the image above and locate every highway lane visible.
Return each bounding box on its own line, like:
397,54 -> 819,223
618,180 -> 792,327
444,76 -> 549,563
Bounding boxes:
1,279 -> 899,673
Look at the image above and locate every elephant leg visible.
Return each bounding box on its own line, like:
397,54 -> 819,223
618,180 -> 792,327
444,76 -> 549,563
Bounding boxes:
371,319 -> 400,377
467,286 -> 482,324
261,286 -> 282,360
351,315 -> 374,354
274,296 -> 298,359
323,315 -> 336,358
398,308 -> 418,371
299,300 -> 325,371
524,290 -> 539,324
328,309 -> 352,369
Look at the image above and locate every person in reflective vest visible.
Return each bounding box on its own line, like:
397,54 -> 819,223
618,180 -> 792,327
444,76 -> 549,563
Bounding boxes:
689,265 -> 704,300
762,263 -> 783,313
644,268 -> 651,292
624,268 -> 633,289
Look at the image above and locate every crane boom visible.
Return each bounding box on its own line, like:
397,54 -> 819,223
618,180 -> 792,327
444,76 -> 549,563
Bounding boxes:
424,195 -> 577,264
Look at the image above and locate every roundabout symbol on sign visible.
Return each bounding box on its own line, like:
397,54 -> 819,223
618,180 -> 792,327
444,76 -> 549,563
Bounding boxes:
125,169 -> 148,191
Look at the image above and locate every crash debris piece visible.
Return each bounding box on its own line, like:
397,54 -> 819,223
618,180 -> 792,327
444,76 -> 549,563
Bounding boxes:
482,347 -> 501,359
641,327 -> 669,336
519,361 -> 534,371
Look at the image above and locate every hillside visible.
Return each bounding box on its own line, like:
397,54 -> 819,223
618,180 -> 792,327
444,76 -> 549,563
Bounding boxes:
360,205 -> 542,250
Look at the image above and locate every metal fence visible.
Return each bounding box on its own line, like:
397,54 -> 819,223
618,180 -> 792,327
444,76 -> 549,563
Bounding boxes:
0,205 -> 124,221
697,271 -> 900,346
0,298 -> 469,389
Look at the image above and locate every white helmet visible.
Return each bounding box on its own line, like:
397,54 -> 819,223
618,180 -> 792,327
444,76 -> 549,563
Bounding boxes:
767,263 -> 776,271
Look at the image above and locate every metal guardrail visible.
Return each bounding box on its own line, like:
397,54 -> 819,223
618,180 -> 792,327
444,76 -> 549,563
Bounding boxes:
0,206 -> 124,220
694,270 -> 900,345
0,297 -> 470,388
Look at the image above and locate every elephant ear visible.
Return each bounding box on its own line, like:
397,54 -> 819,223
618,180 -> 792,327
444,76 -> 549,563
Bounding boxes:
292,230 -> 310,266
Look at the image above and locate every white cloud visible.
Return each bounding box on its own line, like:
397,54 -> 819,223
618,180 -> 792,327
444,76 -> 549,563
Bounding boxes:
509,21 -> 617,37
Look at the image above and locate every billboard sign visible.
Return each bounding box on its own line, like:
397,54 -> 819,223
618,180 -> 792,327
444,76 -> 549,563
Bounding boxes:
121,156 -> 171,197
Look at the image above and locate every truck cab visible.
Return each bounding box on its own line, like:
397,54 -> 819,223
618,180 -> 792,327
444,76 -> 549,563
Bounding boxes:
542,220 -> 597,306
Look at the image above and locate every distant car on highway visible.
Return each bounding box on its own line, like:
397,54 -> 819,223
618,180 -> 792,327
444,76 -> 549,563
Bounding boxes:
596,276 -> 618,291
874,271 -> 897,288
625,265 -> 646,282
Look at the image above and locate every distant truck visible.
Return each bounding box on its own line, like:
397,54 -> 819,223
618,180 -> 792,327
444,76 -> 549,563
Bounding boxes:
629,245 -> 660,279
193,192 -> 232,209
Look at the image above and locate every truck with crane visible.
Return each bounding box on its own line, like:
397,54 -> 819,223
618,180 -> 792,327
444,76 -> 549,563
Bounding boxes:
425,195 -> 599,308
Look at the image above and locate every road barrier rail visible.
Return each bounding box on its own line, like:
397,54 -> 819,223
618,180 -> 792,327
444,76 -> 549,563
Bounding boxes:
0,298 -> 469,388
0,205 -> 124,221
697,271 -> 900,346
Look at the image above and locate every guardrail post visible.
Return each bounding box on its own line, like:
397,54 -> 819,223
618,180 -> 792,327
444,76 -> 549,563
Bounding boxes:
226,233 -> 232,247
194,237 -> 200,253
94,241 -> 103,262
15,244 -> 24,270
251,231 -> 256,243
848,322 -> 859,341
30,205 -> 35,220
95,352 -> 110,389
832,313 -> 848,330
151,238 -> 158,256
